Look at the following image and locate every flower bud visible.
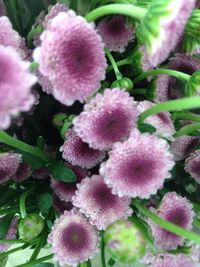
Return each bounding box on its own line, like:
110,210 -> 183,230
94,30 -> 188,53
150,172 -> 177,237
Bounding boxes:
111,78 -> 133,91
104,219 -> 146,263
18,213 -> 45,241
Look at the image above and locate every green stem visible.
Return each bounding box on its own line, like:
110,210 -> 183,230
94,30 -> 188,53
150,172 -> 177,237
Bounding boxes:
85,4 -> 146,22
105,48 -> 122,80
175,123 -> 200,137
101,238 -> 107,267
134,202 -> 200,245
134,69 -> 190,84
107,58 -> 131,72
27,25 -> 43,48
172,113 -> 200,122
14,254 -> 53,267
0,207 -> 19,216
0,244 -> 29,258
138,96 -> 200,124
0,130 -> 50,163
20,187 -> 34,219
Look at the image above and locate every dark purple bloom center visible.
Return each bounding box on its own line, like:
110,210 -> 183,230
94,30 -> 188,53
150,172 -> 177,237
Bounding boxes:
162,207 -> 189,238
90,182 -> 117,209
63,34 -> 95,78
189,160 -> 200,178
93,107 -> 131,143
0,168 -> 9,179
119,157 -> 157,186
61,223 -> 89,252
157,112 -> 171,124
75,137 -> 101,158
107,16 -> 126,35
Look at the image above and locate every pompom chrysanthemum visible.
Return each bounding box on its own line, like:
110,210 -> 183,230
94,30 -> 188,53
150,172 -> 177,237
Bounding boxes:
34,10 -> 107,105
0,46 -> 36,129
73,89 -> 138,151
12,162 -> 31,182
171,136 -> 200,161
97,15 -> 134,53
0,16 -> 24,56
48,208 -> 99,266
169,54 -> 200,75
140,0 -> 195,67
0,217 -> 19,252
185,150 -> 200,184
100,130 -> 174,198
60,129 -> 105,169
151,253 -> 194,267
72,175 -> 132,230
51,165 -> 88,202
43,3 -> 69,28
0,152 -> 22,184
137,101 -> 175,140
149,192 -> 194,250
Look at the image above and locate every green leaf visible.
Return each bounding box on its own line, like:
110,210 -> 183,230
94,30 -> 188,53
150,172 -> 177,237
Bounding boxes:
49,161 -> 76,183
18,150 -> 46,170
0,256 -> 8,267
36,136 -> 45,150
138,123 -> 157,134
37,193 -> 53,214
0,215 -> 13,239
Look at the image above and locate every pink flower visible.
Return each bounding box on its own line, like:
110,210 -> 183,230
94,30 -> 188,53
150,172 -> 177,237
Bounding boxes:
137,101 -> 175,141
53,194 -> 73,214
149,192 -> 194,250
72,175 -> 132,230
97,15 -> 134,53
0,46 -> 36,129
48,209 -> 99,266
60,129 -> 105,169
43,3 -> 69,28
100,130 -> 174,198
171,136 -> 200,161
152,253 -> 194,267
0,217 -> 19,252
34,10 -> 107,105
0,152 -> 22,184
142,0 -> 195,67
185,150 -> 200,184
73,89 -> 138,151
12,162 -> 31,182
51,165 -> 88,202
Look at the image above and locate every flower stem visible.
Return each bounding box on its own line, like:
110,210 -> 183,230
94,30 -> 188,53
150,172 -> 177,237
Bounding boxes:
107,58 -> 131,73
14,254 -> 54,267
0,243 -> 30,258
138,96 -> 200,124
101,237 -> 107,267
172,113 -> 200,122
105,48 -> 122,80
20,187 -> 34,219
0,239 -> 24,244
0,130 -> 50,163
134,69 -> 190,84
85,4 -> 147,22
134,201 -> 200,245
175,123 -> 200,137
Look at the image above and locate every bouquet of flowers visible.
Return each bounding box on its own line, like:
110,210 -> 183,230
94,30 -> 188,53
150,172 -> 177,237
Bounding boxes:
1,0 -> 200,266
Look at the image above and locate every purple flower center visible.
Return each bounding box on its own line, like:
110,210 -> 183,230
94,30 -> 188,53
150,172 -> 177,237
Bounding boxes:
183,139 -> 199,157
119,157 -> 157,186
63,35 -> 95,78
162,207 -> 189,238
107,17 -> 126,35
90,182 -> 117,209
76,138 -> 100,158
61,223 -> 89,252
93,108 -> 130,143
0,168 -> 9,179
157,112 -> 171,124
190,160 -> 200,178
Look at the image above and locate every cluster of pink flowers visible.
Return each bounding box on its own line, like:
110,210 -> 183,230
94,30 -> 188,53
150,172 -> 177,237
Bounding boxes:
1,1 -> 200,267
